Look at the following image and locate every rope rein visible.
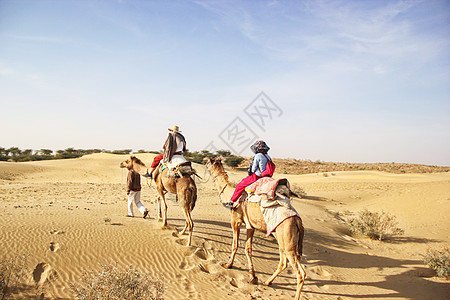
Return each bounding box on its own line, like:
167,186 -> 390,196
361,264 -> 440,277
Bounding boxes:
210,167 -> 232,203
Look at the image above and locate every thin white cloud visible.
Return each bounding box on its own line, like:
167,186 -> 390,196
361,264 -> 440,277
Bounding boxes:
1,33 -> 76,44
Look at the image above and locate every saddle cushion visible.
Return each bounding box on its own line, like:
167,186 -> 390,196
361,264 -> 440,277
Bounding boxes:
245,177 -> 289,199
247,193 -> 299,236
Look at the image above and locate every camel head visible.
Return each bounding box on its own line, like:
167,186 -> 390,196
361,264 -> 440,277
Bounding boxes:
205,157 -> 222,172
205,157 -> 230,181
120,155 -> 146,170
120,156 -> 133,169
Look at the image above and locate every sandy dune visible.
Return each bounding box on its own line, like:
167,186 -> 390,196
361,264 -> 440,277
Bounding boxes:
0,153 -> 449,299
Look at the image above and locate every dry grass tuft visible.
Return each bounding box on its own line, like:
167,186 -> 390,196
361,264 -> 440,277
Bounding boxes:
70,264 -> 164,300
348,209 -> 404,240
424,247 -> 450,278
290,184 -> 307,198
0,255 -> 28,300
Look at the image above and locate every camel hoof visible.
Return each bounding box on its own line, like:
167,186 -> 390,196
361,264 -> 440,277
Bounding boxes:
248,276 -> 258,285
263,281 -> 272,286
221,263 -> 232,269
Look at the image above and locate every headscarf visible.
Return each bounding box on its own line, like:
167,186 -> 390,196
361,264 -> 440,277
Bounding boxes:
250,140 -> 270,154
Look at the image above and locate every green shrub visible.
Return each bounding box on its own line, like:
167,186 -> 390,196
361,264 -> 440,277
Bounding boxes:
216,150 -> 231,157
348,209 -> 404,240
424,247 -> 450,278
185,150 -> 215,164
224,156 -> 245,168
70,264 -> 164,300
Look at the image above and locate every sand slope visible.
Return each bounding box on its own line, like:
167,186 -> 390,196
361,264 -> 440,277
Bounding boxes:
0,154 -> 449,299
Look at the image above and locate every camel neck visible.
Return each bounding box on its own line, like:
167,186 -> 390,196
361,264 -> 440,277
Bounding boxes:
214,176 -> 229,192
132,163 -> 148,176
211,169 -> 233,203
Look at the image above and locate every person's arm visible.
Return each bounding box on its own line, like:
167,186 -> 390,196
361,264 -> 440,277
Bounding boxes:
248,157 -> 255,175
251,154 -> 262,175
126,171 -> 132,194
258,153 -> 267,172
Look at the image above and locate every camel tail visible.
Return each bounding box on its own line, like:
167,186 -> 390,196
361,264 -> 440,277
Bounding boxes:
296,216 -> 305,257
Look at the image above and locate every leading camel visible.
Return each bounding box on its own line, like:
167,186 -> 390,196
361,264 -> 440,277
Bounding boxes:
120,156 -> 197,246
205,157 -> 306,300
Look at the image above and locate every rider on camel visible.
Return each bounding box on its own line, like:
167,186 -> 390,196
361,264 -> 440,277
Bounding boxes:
143,125 -> 187,178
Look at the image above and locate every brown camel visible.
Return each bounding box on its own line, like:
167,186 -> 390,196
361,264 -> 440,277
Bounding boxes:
120,156 -> 197,246
205,157 -> 306,300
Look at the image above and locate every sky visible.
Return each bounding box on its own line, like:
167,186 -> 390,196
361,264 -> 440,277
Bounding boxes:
0,0 -> 449,165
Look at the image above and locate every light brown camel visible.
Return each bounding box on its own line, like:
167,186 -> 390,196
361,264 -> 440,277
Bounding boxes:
120,156 -> 197,246
205,157 -> 306,300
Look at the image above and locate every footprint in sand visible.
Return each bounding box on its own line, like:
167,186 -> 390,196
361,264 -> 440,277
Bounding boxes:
309,266 -> 332,278
193,247 -> 214,260
179,259 -> 196,271
182,277 -> 199,297
175,238 -> 187,246
33,263 -> 57,286
198,263 -> 210,273
50,230 -> 64,235
49,242 -> 60,252
230,278 -> 245,288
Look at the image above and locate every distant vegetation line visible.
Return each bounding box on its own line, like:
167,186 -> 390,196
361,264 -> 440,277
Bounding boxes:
0,147 -> 244,167
0,147 -> 157,162
1,147 -> 448,174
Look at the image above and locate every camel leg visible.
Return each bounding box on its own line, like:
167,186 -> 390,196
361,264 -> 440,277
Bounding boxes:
161,196 -> 168,228
285,251 -> 306,300
245,228 -> 258,284
179,220 -> 188,235
222,218 -> 241,269
156,189 -> 168,228
156,195 -> 163,221
263,250 -> 287,286
180,208 -> 194,246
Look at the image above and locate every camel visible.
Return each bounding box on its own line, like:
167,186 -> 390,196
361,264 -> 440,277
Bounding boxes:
205,157 -> 306,300
120,156 -> 197,246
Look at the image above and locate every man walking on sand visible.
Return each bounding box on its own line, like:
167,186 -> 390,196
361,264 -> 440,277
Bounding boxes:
126,165 -> 149,218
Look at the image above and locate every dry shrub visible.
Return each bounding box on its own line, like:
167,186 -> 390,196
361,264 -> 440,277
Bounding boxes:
0,255 -> 27,299
70,264 -> 164,300
349,209 -> 404,240
290,184 -> 307,198
424,247 -> 450,278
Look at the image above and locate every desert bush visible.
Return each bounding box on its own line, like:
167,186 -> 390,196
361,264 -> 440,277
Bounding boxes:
110,149 -> 133,155
423,247 -> 450,278
185,150 -> 216,164
70,264 -> 164,300
0,255 -> 27,299
290,184 -> 307,198
348,209 -> 404,240
224,156 -> 245,168
216,150 -> 231,157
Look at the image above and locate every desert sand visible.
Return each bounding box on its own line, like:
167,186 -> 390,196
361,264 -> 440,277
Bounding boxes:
0,153 -> 449,299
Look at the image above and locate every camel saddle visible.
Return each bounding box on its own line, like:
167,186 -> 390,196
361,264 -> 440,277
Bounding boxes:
158,155 -> 196,178
245,180 -> 299,236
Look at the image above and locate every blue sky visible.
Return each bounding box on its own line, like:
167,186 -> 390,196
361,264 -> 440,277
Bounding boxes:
0,0 -> 449,165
